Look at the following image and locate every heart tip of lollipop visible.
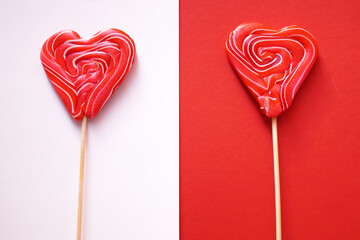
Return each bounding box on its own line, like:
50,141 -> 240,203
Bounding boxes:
259,96 -> 283,118
73,113 -> 86,121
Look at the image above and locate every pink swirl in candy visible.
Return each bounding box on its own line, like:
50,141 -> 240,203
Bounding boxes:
226,23 -> 318,118
41,29 -> 135,120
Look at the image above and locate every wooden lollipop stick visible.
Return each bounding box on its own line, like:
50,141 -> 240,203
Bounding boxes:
77,116 -> 87,240
272,117 -> 282,240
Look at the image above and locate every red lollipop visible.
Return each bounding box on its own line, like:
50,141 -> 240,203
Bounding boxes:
226,23 -> 318,240
226,23 -> 318,118
41,28 -> 135,240
41,28 -> 135,120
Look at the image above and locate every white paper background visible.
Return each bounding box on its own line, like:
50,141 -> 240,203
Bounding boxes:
0,0 -> 179,239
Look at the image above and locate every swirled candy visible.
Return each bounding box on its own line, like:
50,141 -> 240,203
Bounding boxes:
41,29 -> 136,120
226,23 -> 318,118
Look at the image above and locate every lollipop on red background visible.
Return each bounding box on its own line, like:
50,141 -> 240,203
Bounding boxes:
225,23 -> 318,240
41,28 -> 135,240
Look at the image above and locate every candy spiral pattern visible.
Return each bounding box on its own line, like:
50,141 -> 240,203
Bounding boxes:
41,29 -> 136,120
226,23 -> 318,118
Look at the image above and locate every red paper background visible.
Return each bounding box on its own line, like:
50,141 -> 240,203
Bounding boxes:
180,0 -> 360,239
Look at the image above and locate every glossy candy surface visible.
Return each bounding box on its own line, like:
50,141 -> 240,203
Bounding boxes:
41,29 -> 135,120
226,23 -> 318,118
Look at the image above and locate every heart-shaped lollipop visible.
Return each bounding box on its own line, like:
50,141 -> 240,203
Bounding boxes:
226,23 -> 318,117
41,28 -> 136,120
